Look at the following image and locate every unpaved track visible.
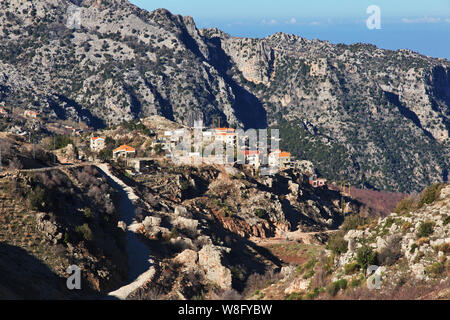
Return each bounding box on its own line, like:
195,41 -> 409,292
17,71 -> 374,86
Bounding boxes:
96,164 -> 155,300
251,230 -> 338,246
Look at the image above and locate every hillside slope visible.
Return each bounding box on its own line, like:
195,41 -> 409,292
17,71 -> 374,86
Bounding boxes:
0,0 -> 448,192
247,184 -> 449,300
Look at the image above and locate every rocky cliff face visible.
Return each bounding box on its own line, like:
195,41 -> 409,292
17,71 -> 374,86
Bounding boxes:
0,0 -> 449,192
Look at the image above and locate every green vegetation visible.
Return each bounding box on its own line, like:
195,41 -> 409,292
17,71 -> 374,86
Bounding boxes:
401,221 -> 412,233
230,265 -> 246,282
409,243 -> 419,253
98,148 -> 111,161
180,180 -> 191,192
384,217 -> 395,229
120,120 -> 153,136
168,227 -> 179,240
444,216 -> 450,226
394,183 -> 446,215
254,209 -> 267,219
416,222 -> 434,238
303,287 -> 321,300
394,197 -> 416,214
298,257 -> 316,279
344,262 -> 360,275
356,246 -> 377,271
270,119 -> 351,183
52,135 -> 73,150
27,186 -> 50,211
426,262 -> 445,278
270,112 -> 448,193
417,183 -> 444,208
286,292 -> 303,300
341,214 -> 370,232
349,276 -> 363,288
153,144 -> 164,155
326,279 -> 347,297
83,208 -> 94,220
75,223 -> 93,241
326,232 -> 348,255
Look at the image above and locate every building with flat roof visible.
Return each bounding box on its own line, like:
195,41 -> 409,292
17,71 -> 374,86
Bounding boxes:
214,128 -> 237,145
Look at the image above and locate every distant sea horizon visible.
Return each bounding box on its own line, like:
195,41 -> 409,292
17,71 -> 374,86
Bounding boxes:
129,1 -> 450,61
197,21 -> 450,61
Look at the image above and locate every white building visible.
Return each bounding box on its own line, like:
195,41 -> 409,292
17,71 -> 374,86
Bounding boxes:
242,150 -> 261,168
214,128 -> 237,145
202,130 -> 214,141
268,149 -> 291,170
193,120 -> 204,130
90,137 -> 105,152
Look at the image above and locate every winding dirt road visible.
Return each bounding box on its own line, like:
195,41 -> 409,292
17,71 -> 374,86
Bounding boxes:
95,164 -> 155,300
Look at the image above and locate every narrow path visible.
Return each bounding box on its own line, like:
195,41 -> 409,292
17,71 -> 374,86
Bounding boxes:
95,164 -> 155,300
19,162 -> 97,173
251,230 -> 338,246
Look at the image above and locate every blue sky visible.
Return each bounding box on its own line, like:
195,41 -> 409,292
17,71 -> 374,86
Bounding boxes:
130,0 -> 450,59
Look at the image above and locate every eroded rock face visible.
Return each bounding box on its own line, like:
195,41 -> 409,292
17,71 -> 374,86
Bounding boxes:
198,245 -> 232,290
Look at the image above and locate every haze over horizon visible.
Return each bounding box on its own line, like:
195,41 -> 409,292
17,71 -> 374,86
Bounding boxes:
130,0 -> 450,60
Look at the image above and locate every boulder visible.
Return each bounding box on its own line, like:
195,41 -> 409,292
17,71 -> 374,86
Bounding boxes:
173,216 -> 198,232
143,216 -> 162,229
411,263 -> 427,281
280,265 -> 296,279
174,206 -> 191,218
36,213 -> 59,241
174,249 -> 199,270
288,180 -> 300,195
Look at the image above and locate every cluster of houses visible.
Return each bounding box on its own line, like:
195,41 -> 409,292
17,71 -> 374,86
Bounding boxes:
88,121 -> 294,171
88,120 -> 327,186
161,120 -> 296,171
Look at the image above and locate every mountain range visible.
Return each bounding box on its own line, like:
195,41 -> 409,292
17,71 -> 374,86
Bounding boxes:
0,0 -> 449,192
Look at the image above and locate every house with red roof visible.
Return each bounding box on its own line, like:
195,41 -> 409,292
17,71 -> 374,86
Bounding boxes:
241,150 -> 261,168
268,149 -> 292,170
214,128 -> 237,145
113,145 -> 136,160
